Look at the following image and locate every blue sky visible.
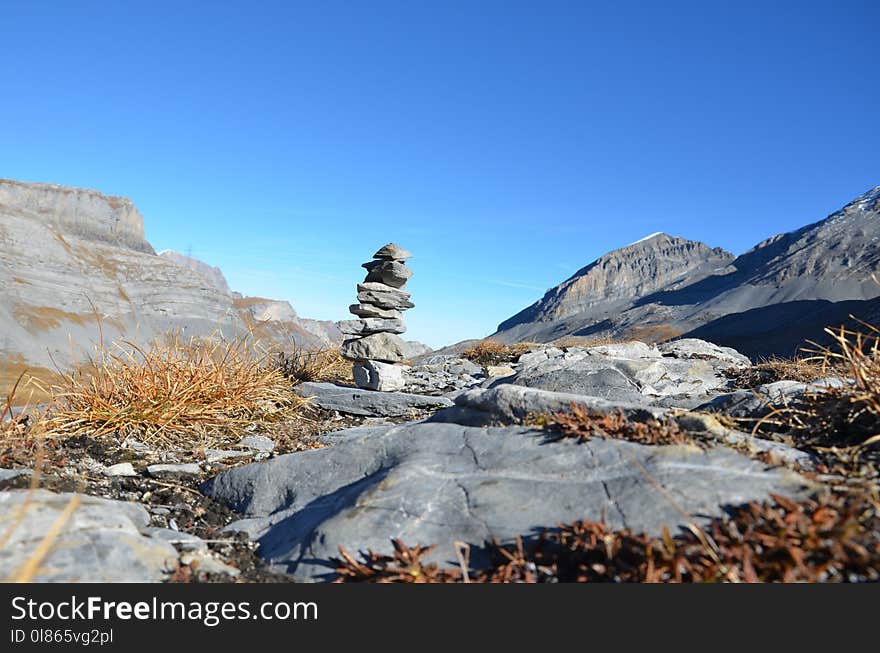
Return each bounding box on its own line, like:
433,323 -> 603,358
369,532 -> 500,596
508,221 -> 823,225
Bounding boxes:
1,1 -> 878,348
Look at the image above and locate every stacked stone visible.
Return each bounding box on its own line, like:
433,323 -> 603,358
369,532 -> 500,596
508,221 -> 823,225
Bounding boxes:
339,243 -> 415,391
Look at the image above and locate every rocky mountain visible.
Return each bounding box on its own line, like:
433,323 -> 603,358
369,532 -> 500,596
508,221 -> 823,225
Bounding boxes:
0,179 -> 340,399
493,185 -> 880,358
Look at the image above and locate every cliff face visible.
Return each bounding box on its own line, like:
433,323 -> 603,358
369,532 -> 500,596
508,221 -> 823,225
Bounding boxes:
493,185 -> 880,357
158,250 -> 232,294
497,234 -> 734,336
0,181 -> 340,400
0,179 -> 153,253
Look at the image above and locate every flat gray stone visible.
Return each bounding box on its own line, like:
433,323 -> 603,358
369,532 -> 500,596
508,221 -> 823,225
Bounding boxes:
338,317 -> 406,336
297,382 -> 453,417
202,422 -> 813,582
342,332 -> 408,363
348,303 -> 403,319
356,288 -> 415,311
0,490 -> 178,582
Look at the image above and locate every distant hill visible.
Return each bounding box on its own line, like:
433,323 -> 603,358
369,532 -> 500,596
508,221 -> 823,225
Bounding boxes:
492,185 -> 880,358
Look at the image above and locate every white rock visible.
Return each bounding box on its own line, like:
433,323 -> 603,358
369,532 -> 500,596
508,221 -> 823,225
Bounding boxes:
103,462 -> 137,477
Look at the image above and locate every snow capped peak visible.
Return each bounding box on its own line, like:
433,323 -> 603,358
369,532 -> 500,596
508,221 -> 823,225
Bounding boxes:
627,232 -> 665,247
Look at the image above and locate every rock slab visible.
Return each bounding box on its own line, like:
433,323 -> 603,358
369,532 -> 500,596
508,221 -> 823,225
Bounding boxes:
203,422 -> 812,582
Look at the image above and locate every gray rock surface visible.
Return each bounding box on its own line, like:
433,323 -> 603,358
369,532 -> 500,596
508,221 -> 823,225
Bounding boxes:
0,490 -> 178,582
342,332 -> 408,363
296,382 -> 453,417
202,422 -> 812,581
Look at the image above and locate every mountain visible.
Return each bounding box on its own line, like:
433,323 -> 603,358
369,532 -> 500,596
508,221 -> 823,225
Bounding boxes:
492,185 -> 880,357
0,179 -> 340,400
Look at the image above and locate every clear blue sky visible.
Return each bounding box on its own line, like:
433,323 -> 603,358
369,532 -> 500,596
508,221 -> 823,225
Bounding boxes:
1,1 -> 877,348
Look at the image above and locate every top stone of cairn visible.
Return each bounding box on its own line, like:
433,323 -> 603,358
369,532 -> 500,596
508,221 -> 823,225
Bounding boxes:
373,243 -> 413,261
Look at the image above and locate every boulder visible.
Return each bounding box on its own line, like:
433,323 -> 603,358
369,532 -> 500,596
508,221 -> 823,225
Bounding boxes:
362,260 -> 413,288
202,422 -> 813,582
342,332 -> 408,363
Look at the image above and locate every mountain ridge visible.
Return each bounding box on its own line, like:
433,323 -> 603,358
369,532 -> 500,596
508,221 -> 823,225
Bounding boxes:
492,184 -> 880,357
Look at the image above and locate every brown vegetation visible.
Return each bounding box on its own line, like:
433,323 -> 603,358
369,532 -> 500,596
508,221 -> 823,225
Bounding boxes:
538,402 -> 690,446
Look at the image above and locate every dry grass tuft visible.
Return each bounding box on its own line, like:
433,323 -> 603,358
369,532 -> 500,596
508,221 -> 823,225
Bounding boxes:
275,346 -> 352,385
540,403 -> 690,446
461,339 -> 536,366
728,355 -> 836,389
38,334 -> 306,448
760,323 -> 880,452
335,491 -> 880,583
552,335 -> 618,349
0,375 -> 49,465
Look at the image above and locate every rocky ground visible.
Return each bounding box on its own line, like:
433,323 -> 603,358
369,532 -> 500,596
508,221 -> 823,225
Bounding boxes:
1,337 -> 877,582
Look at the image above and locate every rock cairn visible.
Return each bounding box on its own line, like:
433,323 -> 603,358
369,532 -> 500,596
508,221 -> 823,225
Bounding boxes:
339,243 -> 415,391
